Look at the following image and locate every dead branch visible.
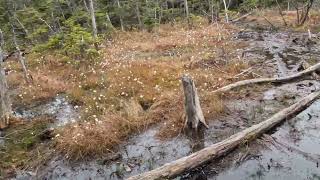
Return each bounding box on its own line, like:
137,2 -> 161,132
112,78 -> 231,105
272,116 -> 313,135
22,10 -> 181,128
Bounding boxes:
231,12 -> 253,23
213,62 -> 320,94
127,91 -> 320,180
11,24 -> 32,83
276,0 -> 288,26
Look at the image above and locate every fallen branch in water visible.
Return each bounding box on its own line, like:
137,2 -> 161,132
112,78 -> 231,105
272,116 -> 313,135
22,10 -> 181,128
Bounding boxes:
213,62 -> 320,94
127,91 -> 320,180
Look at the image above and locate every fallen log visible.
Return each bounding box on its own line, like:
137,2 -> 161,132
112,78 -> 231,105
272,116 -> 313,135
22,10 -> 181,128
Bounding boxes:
127,91 -> 320,180
213,62 -> 320,94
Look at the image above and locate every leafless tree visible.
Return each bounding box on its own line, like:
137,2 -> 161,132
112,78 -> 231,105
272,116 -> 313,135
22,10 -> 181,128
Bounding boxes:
11,25 -> 31,83
88,0 -> 98,39
116,0 -> 125,31
295,0 -> 314,26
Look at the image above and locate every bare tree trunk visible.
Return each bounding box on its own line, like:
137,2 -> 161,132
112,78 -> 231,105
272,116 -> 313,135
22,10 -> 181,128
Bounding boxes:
0,29 -> 12,129
11,25 -> 31,83
184,0 -> 190,24
209,0 -> 215,24
222,0 -> 229,23
135,1 -> 143,30
83,0 -> 89,12
13,14 -> 29,36
88,0 -> 98,39
276,0 -> 288,26
116,0 -> 125,31
106,11 -> 114,30
299,0 -> 314,25
39,17 -> 54,33
182,75 -> 209,130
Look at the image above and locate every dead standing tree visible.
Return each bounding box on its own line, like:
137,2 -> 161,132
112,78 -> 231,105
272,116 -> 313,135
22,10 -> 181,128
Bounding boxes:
295,0 -> 314,26
0,30 -> 12,129
11,24 -> 31,83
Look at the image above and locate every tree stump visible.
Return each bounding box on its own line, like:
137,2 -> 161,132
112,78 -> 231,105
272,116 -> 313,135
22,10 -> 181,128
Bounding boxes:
181,75 -> 209,131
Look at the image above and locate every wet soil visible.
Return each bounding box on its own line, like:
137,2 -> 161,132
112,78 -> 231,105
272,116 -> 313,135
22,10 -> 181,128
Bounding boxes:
12,29 -> 320,179
13,95 -> 78,127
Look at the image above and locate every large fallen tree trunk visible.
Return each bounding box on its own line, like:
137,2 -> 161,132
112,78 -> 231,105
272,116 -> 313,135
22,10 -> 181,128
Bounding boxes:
213,62 -> 320,94
127,91 -> 320,180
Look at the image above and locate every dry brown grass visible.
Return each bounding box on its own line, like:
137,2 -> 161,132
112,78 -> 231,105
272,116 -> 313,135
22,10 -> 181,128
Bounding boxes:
5,19 -> 252,160
8,71 -> 68,106
55,114 -> 124,160
243,9 -> 320,31
53,21 -> 252,159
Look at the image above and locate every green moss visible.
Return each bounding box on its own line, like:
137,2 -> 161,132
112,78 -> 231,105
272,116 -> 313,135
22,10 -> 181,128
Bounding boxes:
0,119 -> 49,172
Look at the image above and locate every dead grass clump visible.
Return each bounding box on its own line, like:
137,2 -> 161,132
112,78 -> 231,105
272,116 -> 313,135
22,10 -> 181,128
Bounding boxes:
55,99 -> 147,160
14,72 -> 67,105
55,115 -> 123,160
6,72 -> 23,88
150,93 -> 185,139
106,60 -> 183,102
201,93 -> 225,119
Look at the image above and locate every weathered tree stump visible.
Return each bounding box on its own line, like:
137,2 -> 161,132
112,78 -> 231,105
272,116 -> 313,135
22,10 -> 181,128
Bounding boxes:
181,75 -> 209,131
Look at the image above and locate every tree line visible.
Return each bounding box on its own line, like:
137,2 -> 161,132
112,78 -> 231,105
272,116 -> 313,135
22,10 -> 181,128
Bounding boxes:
0,0 -> 314,59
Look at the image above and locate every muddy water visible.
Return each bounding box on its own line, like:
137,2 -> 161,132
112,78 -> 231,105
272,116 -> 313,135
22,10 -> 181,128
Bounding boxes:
1,95 -> 77,152
215,100 -> 320,180
15,30 -> 320,179
198,32 -> 320,179
14,95 -> 78,127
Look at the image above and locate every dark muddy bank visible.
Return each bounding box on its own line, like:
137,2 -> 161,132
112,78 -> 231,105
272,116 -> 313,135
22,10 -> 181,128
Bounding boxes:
13,29 -> 320,180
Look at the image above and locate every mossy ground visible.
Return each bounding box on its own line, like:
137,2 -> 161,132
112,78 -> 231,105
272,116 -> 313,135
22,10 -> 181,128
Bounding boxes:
0,117 -> 52,178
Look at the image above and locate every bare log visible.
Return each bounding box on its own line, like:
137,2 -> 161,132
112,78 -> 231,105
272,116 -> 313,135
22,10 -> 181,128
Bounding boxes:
182,75 -> 209,130
128,90 -> 320,180
0,29 -> 12,129
213,62 -> 320,94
